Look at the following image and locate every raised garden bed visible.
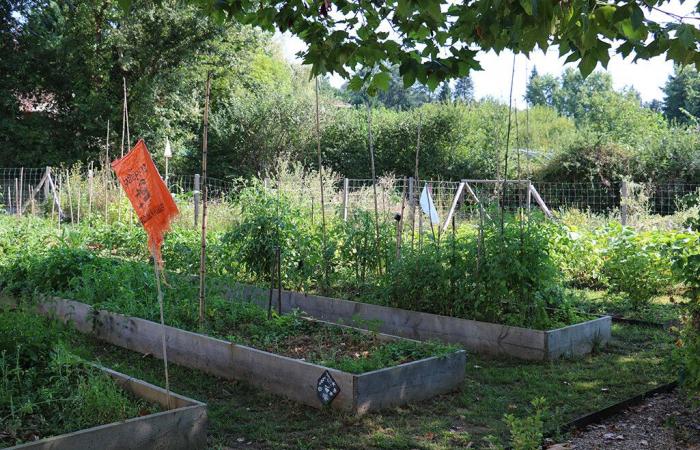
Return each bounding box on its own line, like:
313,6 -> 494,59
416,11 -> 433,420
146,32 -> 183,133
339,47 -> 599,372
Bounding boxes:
30,297 -> 466,414
220,282 -> 612,361
7,365 -> 208,450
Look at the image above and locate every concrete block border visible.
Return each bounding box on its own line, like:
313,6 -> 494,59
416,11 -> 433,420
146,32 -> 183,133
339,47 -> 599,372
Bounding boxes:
33,297 -> 466,414
7,364 -> 207,450
220,283 -> 612,361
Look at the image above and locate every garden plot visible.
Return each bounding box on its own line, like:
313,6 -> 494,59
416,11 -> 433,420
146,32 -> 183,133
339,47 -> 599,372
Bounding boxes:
220,282 -> 612,361
29,297 -> 465,414
7,366 -> 208,450
0,309 -> 207,450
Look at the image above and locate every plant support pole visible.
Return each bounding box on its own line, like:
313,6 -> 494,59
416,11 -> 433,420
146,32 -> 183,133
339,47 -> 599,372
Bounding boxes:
153,258 -> 173,410
315,77 -> 328,290
367,101 -> 382,274
198,73 -> 211,326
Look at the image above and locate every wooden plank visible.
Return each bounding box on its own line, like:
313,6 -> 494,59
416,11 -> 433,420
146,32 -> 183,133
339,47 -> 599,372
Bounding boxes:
220,283 -> 611,361
529,184 -> 553,218
230,345 -> 356,411
545,316 -> 612,359
355,351 -> 466,414
32,297 -> 465,412
442,182 -> 465,232
8,366 -> 207,450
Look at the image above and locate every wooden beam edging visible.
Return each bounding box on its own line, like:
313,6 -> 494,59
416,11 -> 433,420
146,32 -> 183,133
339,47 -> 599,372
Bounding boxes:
218,282 -> 612,361
7,364 -> 207,450
550,380 -> 678,438
32,297 -> 466,414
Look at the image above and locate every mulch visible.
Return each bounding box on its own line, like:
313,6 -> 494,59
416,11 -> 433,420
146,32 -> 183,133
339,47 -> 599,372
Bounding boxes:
547,390 -> 700,449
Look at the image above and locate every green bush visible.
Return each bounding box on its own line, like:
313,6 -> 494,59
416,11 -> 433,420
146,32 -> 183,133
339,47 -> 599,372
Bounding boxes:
222,183 -> 324,290
601,226 -> 676,307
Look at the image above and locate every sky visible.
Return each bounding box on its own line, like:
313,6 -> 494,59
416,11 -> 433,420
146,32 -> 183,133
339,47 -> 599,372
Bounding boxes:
274,0 -> 698,104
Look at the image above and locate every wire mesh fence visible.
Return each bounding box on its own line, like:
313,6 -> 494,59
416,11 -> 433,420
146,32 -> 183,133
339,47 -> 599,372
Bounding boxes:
1,165 -> 698,230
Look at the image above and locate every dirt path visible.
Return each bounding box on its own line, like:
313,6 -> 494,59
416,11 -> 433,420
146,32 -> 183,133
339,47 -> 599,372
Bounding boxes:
548,391 -> 700,449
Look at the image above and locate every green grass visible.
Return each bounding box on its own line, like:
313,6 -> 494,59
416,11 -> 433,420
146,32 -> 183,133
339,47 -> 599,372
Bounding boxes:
64,323 -> 675,449
571,288 -> 685,324
0,309 -> 159,447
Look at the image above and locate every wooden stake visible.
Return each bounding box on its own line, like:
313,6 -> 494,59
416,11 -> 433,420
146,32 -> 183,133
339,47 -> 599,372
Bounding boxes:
276,246 -> 282,315
500,54 -> 517,233
198,73 -> 211,326
66,171 -> 74,224
105,120 -> 110,222
14,178 -> 18,216
315,78 -> 328,291
367,102 -> 382,274
396,176 -> 407,259
18,168 -> 23,216
268,254 -> 275,320
88,167 -> 94,217
411,115 -> 422,248
76,174 -> 81,224
153,258 -> 173,410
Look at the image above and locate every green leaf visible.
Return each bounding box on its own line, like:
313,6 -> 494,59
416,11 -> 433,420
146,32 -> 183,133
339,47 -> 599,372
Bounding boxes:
620,19 -> 647,41
578,53 -> 597,77
677,24 -> 697,49
371,71 -> 392,92
117,0 -> 132,11
347,75 -> 365,92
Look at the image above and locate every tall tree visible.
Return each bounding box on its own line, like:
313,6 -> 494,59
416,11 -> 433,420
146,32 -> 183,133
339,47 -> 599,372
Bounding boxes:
454,76 -> 474,102
663,65 -> 700,124
437,81 -> 453,103
0,0 -> 271,167
525,68 -> 559,107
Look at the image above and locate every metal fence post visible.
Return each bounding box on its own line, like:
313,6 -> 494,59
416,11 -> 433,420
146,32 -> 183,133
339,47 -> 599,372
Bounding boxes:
194,174 -> 200,227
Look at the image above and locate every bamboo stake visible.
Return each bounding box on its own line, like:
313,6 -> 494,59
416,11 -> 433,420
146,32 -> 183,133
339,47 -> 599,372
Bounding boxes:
411,115 -> 422,248
367,101 -> 382,274
396,176 -> 407,259
105,120 -> 110,222
124,78 -> 133,226
500,54 -> 517,233
268,254 -> 275,320
88,167 -> 93,217
315,77 -> 328,291
152,258 -> 173,410
276,246 -> 282,315
198,73 -> 211,326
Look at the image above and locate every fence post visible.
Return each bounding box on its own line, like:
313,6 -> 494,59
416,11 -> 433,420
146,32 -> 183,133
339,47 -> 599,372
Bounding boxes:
194,174 -> 200,227
43,167 -> 51,201
342,177 -> 349,221
620,180 -> 628,226
526,180 -> 532,212
88,169 -> 94,217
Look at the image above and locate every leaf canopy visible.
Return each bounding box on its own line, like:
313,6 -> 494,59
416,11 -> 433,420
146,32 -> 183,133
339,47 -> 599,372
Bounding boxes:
183,0 -> 700,87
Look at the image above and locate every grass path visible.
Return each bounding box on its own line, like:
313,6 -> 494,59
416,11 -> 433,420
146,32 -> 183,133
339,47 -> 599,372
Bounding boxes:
65,323 -> 675,449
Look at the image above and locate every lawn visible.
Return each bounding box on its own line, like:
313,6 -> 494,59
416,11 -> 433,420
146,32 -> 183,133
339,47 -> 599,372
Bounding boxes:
63,322 -> 675,449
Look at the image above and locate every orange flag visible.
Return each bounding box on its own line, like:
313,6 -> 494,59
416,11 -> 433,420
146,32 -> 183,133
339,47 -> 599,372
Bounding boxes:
112,139 -> 179,266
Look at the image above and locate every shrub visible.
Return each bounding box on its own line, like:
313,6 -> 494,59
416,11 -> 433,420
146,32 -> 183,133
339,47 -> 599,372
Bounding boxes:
601,225 -> 676,307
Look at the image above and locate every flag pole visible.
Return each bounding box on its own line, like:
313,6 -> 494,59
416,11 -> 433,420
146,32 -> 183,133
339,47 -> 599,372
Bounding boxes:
153,255 -> 173,410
